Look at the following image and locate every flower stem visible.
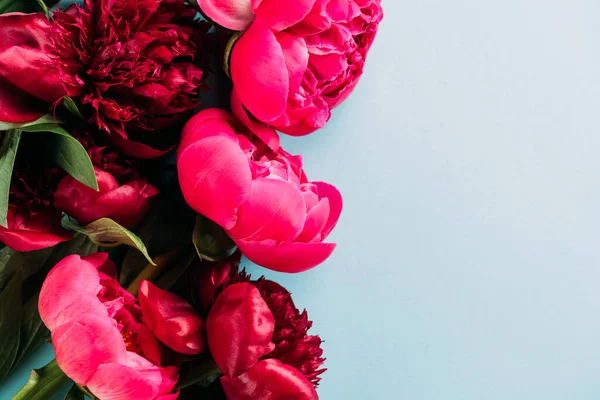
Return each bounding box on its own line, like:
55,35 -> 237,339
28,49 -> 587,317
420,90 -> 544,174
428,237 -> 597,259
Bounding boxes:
127,245 -> 188,296
11,359 -> 70,400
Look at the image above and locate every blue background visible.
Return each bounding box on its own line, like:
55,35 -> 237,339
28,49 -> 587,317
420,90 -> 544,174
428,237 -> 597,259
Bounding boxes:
3,0 -> 600,399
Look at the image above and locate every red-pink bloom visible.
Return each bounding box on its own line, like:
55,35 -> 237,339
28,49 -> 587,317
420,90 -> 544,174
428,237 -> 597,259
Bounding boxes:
138,280 -> 206,355
39,253 -> 179,400
0,152 -> 71,252
177,109 -> 342,273
0,13 -> 66,123
50,0 -> 207,158
54,167 -> 158,228
199,0 -> 383,135
221,358 -> 318,400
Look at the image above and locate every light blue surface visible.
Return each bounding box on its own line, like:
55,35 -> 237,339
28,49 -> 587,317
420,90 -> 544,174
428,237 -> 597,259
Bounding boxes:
3,1 -> 600,399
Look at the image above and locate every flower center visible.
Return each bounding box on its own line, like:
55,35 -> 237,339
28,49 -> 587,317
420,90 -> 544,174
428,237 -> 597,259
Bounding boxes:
121,329 -> 141,353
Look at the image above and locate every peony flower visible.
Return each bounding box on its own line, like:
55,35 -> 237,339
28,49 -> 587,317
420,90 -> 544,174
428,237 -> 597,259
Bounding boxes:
0,13 -> 66,123
0,1 -> 207,158
39,253 -> 180,400
210,0 -> 383,134
50,0 -> 208,158
177,109 -> 342,273
0,142 -> 71,252
144,257 -> 325,399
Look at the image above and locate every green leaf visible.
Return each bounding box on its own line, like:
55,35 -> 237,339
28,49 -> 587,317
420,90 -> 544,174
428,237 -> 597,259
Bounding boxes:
0,272 -> 22,381
0,115 -> 60,131
193,214 -> 237,262
176,357 -> 222,390
63,96 -> 84,120
19,123 -> 98,191
36,0 -> 50,18
0,246 -> 53,292
64,383 -> 84,400
15,292 -> 50,367
0,130 -> 21,227
63,216 -> 155,265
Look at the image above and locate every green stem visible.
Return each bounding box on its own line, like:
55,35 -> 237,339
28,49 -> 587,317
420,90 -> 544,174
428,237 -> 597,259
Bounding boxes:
35,0 -> 51,19
11,359 -> 70,400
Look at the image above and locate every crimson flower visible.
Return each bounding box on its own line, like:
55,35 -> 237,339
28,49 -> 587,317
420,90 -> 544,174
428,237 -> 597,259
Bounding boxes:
51,0 -> 208,158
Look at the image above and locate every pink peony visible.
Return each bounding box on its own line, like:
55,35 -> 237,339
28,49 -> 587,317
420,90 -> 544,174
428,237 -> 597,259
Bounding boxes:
196,0 -> 383,134
177,109 -> 342,273
39,253 -> 180,400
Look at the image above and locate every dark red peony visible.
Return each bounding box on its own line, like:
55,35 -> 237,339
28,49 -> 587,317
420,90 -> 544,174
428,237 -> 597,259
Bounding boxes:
52,0 -> 207,158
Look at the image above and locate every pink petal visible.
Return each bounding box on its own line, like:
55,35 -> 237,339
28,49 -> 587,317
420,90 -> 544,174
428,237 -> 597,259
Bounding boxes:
314,181 -> 343,239
276,32 -> 309,96
39,255 -> 107,331
207,283 -> 274,378
52,313 -> 126,385
197,0 -> 255,31
254,0 -> 317,31
177,136 -> 252,230
177,109 -> 240,159
231,21 -> 288,123
87,353 -> 165,400
226,178 -> 306,242
138,280 -> 206,355
230,89 -> 281,152
296,198 -> 330,243
0,207 -> 72,252
221,359 -> 318,400
235,239 -> 336,273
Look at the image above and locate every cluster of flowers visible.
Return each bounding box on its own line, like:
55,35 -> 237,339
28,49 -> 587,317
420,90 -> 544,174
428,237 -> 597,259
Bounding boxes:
0,0 -> 382,398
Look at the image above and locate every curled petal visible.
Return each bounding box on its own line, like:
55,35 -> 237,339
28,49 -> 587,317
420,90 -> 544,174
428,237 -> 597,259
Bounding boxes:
231,21 -> 288,122
207,283 -> 275,378
235,240 -> 336,273
313,181 -> 343,240
138,280 -> 206,355
230,90 -> 280,151
177,109 -> 240,158
0,207 -> 71,252
221,359 -> 318,400
177,136 -> 252,230
39,254 -> 108,331
197,0 -> 255,31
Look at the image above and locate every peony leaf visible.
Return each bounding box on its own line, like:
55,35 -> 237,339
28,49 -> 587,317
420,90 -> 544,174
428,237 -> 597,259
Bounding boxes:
14,292 -> 49,367
19,123 -> 99,191
62,96 -> 84,120
0,130 -> 21,228
62,216 -> 156,265
192,214 -> 237,262
0,114 -> 58,131
65,383 -> 85,400
0,271 -> 22,382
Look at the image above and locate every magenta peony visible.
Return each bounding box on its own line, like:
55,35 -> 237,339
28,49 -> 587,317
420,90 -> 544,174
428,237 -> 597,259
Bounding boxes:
177,109 -> 342,273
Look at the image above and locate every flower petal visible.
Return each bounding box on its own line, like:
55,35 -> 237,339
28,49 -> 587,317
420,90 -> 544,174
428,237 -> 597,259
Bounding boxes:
197,0 -> 255,31
235,240 -> 336,273
39,254 -> 107,331
313,181 -> 343,240
52,313 -> 126,385
138,280 -> 206,355
254,0 -> 316,31
220,359 -> 318,400
207,283 -> 274,378
227,178 -> 306,242
87,352 -> 166,400
231,21 -> 288,122
177,136 -> 252,230
0,207 -> 72,252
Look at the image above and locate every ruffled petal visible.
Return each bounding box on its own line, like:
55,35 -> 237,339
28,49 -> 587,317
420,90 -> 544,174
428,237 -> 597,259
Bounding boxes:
253,0 -> 316,31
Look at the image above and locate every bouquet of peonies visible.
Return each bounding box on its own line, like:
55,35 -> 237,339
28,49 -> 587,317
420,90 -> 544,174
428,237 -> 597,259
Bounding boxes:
0,0 -> 382,398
